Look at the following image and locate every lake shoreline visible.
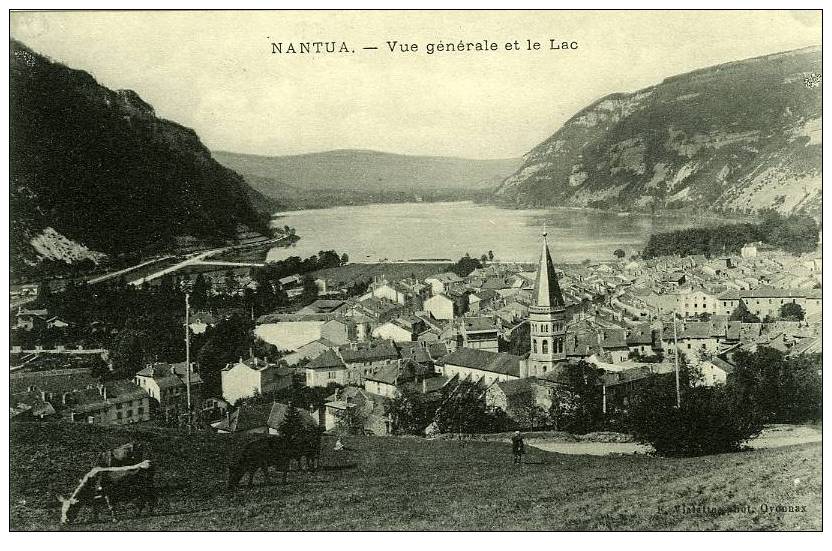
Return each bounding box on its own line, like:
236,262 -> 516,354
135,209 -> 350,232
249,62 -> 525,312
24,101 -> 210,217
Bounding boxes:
271,199 -> 757,225
266,201 -> 755,264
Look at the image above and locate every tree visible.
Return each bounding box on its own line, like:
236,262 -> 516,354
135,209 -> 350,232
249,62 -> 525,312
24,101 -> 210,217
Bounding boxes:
448,255 -> 482,277
335,404 -> 368,435
779,302 -> 805,321
191,274 -> 210,309
434,380 -> 509,435
301,275 -> 319,302
195,315 -> 253,397
729,347 -> 821,423
110,328 -> 149,379
340,253 -> 349,266
278,403 -> 306,447
488,250 -> 494,262
480,253 -> 489,263
729,301 -> 760,323
613,249 -> 626,259
224,270 -> 237,294
549,361 -> 605,433
385,387 -> 440,435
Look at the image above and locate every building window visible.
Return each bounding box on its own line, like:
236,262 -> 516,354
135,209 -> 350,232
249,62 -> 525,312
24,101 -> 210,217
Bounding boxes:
126,410 -> 133,417
138,407 -> 144,415
532,339 -> 538,354
116,411 -> 122,419
542,340 -> 549,354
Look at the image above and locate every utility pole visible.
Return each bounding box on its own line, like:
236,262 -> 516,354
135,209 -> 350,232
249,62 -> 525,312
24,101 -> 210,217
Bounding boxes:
184,292 -> 192,416
673,315 -> 681,408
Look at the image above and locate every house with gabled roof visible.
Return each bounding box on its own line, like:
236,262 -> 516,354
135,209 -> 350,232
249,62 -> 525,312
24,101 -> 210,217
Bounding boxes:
304,349 -> 348,388
363,363 -> 401,398
337,340 -> 401,385
135,361 -> 203,421
220,357 -> 291,405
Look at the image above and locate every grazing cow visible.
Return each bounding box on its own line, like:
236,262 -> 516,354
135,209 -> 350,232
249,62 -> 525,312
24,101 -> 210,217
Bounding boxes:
58,460 -> 157,524
98,442 -> 144,468
227,436 -> 293,490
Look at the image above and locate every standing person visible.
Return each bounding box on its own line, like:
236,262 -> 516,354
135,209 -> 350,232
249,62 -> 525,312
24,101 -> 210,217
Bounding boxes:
511,431 -> 525,464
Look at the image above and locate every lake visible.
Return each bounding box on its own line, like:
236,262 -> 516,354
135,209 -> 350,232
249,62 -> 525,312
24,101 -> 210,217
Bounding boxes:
267,201 -> 735,264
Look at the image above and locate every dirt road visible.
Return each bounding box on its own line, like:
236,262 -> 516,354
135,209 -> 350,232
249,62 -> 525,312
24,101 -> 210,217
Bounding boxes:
527,424 -> 821,456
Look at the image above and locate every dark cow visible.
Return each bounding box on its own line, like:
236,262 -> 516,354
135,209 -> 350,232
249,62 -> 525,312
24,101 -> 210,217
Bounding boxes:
98,442 -> 144,468
58,460 -> 157,524
227,436 -> 293,490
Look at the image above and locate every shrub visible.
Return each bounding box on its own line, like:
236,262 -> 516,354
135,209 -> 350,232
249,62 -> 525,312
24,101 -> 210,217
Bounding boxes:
627,376 -> 762,457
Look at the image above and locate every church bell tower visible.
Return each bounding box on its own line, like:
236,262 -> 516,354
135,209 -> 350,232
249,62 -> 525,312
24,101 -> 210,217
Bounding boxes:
528,230 -> 567,377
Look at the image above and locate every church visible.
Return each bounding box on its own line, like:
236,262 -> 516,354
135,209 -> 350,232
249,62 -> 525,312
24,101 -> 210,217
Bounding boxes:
527,231 -> 569,377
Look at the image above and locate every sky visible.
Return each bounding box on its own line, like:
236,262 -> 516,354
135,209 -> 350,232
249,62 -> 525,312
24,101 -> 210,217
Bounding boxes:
10,10 -> 821,159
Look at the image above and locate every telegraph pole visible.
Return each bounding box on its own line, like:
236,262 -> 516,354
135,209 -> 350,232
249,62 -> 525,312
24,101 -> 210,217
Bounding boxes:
184,292 -> 192,414
673,315 -> 681,408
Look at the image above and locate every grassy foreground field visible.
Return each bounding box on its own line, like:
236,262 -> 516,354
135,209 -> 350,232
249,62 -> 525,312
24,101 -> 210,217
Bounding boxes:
10,422 -> 821,531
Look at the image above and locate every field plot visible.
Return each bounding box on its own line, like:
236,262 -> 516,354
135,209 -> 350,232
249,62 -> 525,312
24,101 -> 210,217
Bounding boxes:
10,423 -> 821,531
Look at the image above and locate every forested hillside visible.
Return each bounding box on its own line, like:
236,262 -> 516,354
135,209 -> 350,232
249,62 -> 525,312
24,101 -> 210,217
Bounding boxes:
10,40 -> 272,275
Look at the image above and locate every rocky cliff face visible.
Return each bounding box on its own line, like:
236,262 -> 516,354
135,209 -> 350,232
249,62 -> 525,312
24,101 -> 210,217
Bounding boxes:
495,47 -> 821,217
10,40 -> 271,274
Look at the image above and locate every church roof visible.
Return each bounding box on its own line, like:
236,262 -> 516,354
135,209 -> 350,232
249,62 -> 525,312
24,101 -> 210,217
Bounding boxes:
533,234 -> 565,308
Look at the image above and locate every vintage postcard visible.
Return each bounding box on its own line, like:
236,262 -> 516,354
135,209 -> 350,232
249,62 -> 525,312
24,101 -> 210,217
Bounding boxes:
7,9 -> 823,533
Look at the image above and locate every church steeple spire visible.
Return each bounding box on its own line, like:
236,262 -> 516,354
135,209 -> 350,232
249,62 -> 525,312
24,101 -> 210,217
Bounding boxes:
533,229 -> 565,309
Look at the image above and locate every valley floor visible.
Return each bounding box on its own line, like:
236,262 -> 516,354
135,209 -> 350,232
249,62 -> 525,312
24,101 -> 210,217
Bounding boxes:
10,423 -> 821,531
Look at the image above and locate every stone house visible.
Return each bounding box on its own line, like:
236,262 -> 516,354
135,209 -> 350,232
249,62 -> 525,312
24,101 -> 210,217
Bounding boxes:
220,357 -> 291,405
304,349 -> 348,388
135,362 -> 203,421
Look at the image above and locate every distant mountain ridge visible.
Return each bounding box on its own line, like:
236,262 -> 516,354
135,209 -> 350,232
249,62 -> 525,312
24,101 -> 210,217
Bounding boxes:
10,39 -> 272,274
494,47 -> 822,217
213,149 -> 521,207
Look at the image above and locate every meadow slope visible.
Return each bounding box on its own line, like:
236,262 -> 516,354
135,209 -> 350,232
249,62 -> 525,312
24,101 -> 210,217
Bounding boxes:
10,422 -> 821,531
